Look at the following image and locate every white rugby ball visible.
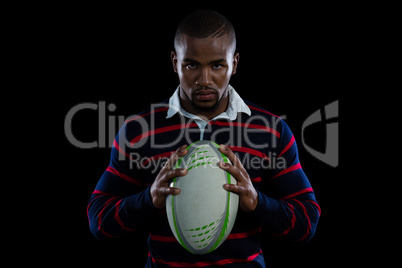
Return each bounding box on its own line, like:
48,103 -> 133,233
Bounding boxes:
166,140 -> 239,254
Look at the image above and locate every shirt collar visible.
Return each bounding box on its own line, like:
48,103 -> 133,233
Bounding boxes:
166,85 -> 251,121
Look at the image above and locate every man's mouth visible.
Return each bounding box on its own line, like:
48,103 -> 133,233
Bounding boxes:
194,89 -> 217,101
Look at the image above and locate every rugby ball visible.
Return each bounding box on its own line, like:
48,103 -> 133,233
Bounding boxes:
166,140 -> 239,254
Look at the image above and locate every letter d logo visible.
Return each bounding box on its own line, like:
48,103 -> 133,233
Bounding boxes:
301,100 -> 339,167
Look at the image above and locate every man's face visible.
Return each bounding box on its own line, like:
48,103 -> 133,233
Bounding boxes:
172,34 -> 239,113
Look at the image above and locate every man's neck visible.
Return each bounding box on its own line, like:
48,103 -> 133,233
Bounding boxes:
180,93 -> 229,121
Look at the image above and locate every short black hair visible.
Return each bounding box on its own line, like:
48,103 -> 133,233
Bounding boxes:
174,10 -> 236,52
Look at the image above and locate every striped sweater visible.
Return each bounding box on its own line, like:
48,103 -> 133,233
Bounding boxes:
87,99 -> 321,267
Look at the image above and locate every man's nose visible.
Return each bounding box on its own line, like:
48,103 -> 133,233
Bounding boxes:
196,68 -> 213,86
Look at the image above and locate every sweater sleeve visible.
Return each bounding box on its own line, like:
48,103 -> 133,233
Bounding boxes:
87,124 -> 159,239
250,119 -> 321,242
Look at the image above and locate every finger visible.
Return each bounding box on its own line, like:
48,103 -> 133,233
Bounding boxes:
170,188 -> 181,195
161,187 -> 181,195
160,168 -> 188,183
219,145 -> 247,177
223,183 -> 243,194
166,187 -> 180,195
219,161 -> 245,184
165,144 -> 188,170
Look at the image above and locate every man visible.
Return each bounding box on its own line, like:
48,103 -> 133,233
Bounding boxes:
88,10 -> 320,267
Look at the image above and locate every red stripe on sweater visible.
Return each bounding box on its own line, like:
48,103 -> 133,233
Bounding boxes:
306,200 -> 321,216
142,151 -> 175,166
151,250 -> 262,267
271,163 -> 302,180
97,196 -> 119,238
247,105 -> 281,118
115,199 -> 136,232
112,139 -> 131,159
150,234 -> 177,242
106,166 -> 143,186
280,187 -> 313,199
278,135 -> 295,157
150,227 -> 261,243
292,199 -> 312,242
271,202 -> 295,236
130,123 -> 198,146
87,194 -> 105,227
227,227 -> 261,239
92,190 -> 114,196
125,107 -> 168,124
251,177 -> 262,183
228,146 -> 268,159
214,121 -> 280,138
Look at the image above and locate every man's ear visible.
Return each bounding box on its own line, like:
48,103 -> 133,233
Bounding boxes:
171,51 -> 178,73
232,52 -> 239,75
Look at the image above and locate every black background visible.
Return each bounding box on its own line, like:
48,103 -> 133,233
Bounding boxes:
55,3 -> 353,267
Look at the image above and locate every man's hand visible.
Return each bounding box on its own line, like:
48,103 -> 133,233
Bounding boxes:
218,145 -> 259,212
150,144 -> 188,209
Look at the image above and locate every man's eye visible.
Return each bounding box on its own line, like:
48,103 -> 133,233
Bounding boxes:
212,64 -> 222,69
186,63 -> 197,69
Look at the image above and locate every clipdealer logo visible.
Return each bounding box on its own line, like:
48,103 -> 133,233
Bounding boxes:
301,100 -> 339,167
64,101 -> 126,149
64,100 -> 339,168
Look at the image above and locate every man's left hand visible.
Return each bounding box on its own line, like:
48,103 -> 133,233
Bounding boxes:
218,145 -> 259,212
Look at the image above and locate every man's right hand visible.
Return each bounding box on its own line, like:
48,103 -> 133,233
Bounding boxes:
150,144 -> 188,209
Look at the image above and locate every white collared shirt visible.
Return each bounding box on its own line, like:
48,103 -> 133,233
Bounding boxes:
166,85 -> 251,140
